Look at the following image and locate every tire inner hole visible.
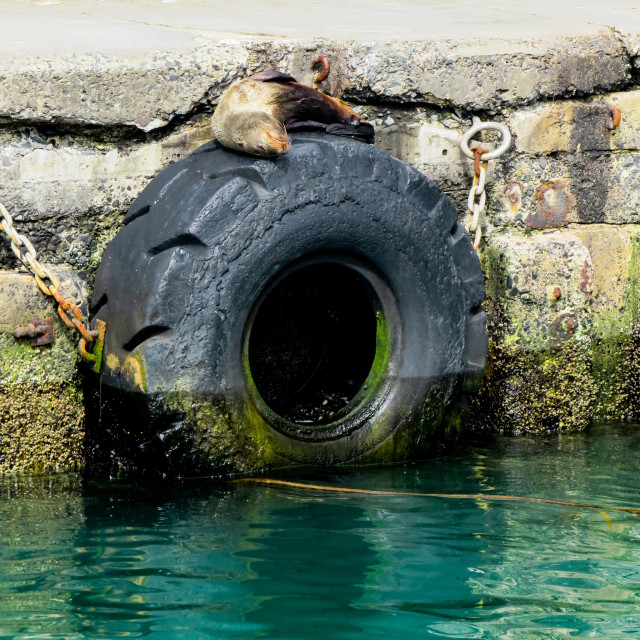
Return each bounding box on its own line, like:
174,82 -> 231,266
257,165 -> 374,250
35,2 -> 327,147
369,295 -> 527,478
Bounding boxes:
248,263 -> 379,426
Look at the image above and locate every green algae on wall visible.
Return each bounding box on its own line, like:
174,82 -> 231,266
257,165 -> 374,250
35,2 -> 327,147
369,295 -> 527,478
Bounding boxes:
472,243 -> 595,433
0,271 -> 87,473
616,234 -> 640,420
574,229 -> 640,422
0,382 -> 84,473
0,330 -> 84,473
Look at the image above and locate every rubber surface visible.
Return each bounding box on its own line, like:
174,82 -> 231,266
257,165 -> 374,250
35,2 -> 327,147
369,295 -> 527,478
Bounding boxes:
90,133 -> 486,471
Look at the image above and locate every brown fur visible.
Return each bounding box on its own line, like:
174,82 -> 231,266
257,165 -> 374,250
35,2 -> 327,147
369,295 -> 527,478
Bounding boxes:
212,72 -> 374,157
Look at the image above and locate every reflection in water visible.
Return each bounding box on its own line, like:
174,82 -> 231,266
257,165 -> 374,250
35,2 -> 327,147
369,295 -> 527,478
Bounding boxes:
66,485 -> 261,638
1,424 -> 640,639
241,500 -> 380,639
0,475 -> 85,638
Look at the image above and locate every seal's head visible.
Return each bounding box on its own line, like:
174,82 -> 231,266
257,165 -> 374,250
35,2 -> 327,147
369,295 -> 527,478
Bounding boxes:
222,111 -> 290,157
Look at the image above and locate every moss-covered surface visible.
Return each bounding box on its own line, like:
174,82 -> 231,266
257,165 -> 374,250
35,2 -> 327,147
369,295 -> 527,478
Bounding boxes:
164,392 -> 273,474
0,271 -> 87,474
0,331 -> 78,386
472,243 -> 595,433
587,232 -> 640,421
473,340 -> 595,433
612,234 -> 640,420
0,382 -> 84,473
473,230 -> 640,432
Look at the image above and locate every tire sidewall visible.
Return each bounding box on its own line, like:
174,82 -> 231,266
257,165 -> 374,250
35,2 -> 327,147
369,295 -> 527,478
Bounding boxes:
205,170 -> 467,463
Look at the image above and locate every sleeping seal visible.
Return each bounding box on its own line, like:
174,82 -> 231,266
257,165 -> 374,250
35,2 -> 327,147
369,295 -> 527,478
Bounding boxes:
212,70 -> 374,157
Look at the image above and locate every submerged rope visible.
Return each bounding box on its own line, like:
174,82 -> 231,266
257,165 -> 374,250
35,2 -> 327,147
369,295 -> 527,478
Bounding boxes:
233,478 -> 640,515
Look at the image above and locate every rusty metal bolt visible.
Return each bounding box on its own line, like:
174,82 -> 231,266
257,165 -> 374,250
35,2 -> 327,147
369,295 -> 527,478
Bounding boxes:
504,182 -> 522,212
547,285 -> 562,304
313,55 -> 330,86
13,316 -> 54,346
565,316 -> 579,331
611,104 -> 622,129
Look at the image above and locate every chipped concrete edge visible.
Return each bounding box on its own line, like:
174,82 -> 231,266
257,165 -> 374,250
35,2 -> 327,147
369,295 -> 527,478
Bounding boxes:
0,30 -> 637,132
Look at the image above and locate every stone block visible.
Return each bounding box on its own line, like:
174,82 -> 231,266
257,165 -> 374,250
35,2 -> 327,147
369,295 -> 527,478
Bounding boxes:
489,231 -> 593,351
0,268 -> 87,472
0,32 -> 631,132
572,226 -> 640,419
475,231 -> 596,433
0,43 -> 250,131
487,151 -> 640,228
510,90 -> 640,155
477,227 -> 640,430
375,113 -> 470,189
343,34 -> 629,111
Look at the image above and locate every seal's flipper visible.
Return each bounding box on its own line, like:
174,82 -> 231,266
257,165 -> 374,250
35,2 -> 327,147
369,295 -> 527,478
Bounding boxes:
251,70 -> 297,83
274,86 -> 373,135
326,122 -> 375,144
285,119 -> 375,144
285,120 -> 329,132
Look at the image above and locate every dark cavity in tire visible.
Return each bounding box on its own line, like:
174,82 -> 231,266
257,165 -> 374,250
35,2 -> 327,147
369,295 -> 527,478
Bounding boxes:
247,263 -> 381,426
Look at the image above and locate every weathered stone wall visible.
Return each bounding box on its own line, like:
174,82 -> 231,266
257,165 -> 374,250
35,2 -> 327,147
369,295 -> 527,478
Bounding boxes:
2,29 -> 640,470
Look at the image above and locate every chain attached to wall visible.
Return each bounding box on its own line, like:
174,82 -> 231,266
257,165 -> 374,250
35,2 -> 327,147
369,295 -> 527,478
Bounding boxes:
0,202 -> 105,373
460,118 -> 511,250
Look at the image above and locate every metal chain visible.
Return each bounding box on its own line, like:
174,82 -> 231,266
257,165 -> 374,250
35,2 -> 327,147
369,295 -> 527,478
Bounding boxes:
0,201 -> 105,369
460,118 -> 511,250
466,148 -> 488,249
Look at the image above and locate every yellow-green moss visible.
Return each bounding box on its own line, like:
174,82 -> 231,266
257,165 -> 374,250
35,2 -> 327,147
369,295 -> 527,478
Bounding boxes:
590,233 -> 640,420
472,339 -> 595,433
0,382 -> 84,473
163,392 -> 283,473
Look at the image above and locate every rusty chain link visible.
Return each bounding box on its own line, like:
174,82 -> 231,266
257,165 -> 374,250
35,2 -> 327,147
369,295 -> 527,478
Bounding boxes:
0,201 -> 105,371
460,118 -> 511,250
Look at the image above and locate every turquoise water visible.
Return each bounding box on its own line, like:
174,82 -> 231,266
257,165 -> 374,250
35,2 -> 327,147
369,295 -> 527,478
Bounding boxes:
2,425 -> 640,639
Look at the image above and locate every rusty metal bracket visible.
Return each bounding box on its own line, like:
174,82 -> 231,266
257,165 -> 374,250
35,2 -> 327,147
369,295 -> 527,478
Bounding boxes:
14,316 -> 55,346
77,319 -> 106,374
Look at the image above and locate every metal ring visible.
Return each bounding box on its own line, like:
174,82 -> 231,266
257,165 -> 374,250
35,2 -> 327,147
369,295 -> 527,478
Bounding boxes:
78,337 -> 97,362
460,121 -> 511,160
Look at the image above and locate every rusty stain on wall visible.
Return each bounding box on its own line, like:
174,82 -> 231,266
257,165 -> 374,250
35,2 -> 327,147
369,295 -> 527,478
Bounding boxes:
580,259 -> 594,295
527,180 -> 572,229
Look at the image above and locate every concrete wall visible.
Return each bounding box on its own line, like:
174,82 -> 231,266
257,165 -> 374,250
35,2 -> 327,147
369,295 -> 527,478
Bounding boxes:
3,13 -> 640,470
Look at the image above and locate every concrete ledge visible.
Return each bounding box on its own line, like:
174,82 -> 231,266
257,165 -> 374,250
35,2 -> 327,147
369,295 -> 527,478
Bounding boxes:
0,33 -> 631,131
0,42 -> 251,131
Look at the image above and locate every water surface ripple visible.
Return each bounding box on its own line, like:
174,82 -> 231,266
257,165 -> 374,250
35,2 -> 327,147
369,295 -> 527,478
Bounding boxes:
2,424 -> 640,639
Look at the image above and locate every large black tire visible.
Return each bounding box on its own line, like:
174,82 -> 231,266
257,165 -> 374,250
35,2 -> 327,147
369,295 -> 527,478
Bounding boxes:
90,133 -> 486,474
